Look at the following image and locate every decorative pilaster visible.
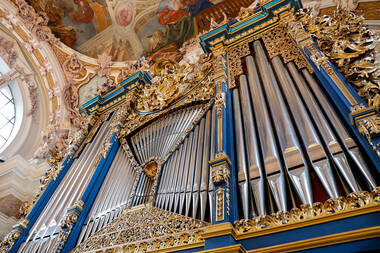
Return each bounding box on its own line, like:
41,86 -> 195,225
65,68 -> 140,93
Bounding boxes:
209,48 -> 238,224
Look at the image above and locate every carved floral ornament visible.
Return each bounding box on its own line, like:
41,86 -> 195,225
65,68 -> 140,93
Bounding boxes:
294,7 -> 380,111
72,204 -> 209,253
0,36 -> 38,116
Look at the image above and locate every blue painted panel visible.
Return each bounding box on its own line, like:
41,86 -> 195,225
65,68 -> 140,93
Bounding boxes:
177,246 -> 205,253
204,234 -> 236,250
299,238 -> 380,253
239,212 -> 380,250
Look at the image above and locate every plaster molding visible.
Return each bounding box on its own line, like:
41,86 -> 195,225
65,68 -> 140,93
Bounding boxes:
0,155 -> 45,200
0,211 -> 17,240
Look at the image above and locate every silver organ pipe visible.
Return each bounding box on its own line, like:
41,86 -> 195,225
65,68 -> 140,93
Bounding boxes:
267,53 -> 339,199
132,172 -> 153,207
19,116 -> 113,253
284,61 -> 360,192
173,139 -> 187,213
238,76 -> 264,217
244,44 -> 286,213
243,57 -> 269,216
256,52 -> 313,206
186,126 -> 199,217
130,107 -> 202,165
154,109 -> 213,221
179,133 -> 193,214
193,117 -> 206,219
200,110 -> 212,221
208,106 -> 216,220
301,69 -> 376,191
156,162 -> 169,208
77,148 -> 138,245
164,155 -> 177,210
233,40 -> 376,219
168,148 -> 181,211
232,88 -> 251,219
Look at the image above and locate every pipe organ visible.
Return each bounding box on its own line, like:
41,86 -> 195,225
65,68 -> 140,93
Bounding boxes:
2,1 -> 379,253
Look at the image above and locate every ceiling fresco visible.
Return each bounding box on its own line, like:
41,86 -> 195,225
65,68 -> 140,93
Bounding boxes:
24,0 -> 224,61
137,0 -> 214,57
25,0 -> 111,48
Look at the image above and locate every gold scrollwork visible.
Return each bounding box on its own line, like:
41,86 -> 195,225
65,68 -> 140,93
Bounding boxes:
211,164 -> 230,185
227,43 -> 251,89
294,7 -> 380,110
356,115 -> 380,157
226,26 -> 312,89
0,219 -> 29,253
135,54 -> 214,112
72,204 -> 209,252
215,92 -> 226,120
261,26 -> 313,73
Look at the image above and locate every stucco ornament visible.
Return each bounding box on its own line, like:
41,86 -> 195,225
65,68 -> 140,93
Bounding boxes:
115,1 -> 134,27
96,51 -> 112,77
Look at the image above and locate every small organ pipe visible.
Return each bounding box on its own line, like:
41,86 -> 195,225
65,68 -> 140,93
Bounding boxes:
208,106 -> 216,219
186,126 -> 199,216
200,110 -> 212,221
193,118 -> 206,218
180,136 -> 192,214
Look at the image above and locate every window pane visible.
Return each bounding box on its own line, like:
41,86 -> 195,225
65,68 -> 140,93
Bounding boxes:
0,88 -> 12,100
0,83 -> 16,150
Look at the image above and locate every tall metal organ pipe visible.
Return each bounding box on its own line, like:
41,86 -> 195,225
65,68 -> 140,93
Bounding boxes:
77,148 -> 137,244
19,116 -> 113,253
154,109 -> 213,221
232,40 -> 376,219
232,88 -> 251,219
300,69 -> 376,191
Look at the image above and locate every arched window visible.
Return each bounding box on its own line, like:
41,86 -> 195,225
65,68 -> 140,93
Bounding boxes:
0,57 -> 17,152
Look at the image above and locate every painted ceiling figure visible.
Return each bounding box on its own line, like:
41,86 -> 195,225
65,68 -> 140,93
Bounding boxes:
44,0 -> 79,48
186,0 -> 214,17
71,0 -> 94,23
158,0 -> 187,26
